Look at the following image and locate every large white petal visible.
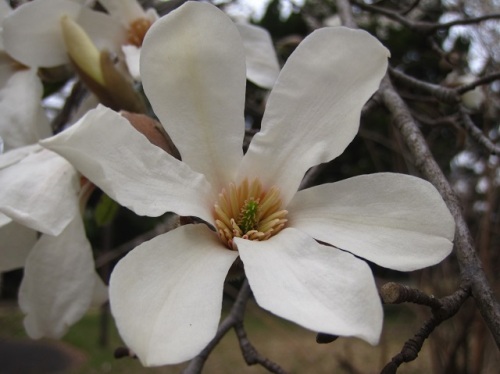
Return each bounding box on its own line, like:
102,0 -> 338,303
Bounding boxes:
238,27 -> 389,204
236,23 -> 280,89
0,217 -> 36,272
236,228 -> 382,344
2,0 -> 81,67
0,146 -> 79,236
19,217 -> 95,339
288,173 -> 455,271
0,68 -> 51,151
41,105 -> 215,223
141,2 -> 246,191
110,224 -> 238,366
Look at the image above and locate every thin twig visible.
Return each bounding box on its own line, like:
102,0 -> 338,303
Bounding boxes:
388,67 -> 459,104
459,107 -> 500,155
380,282 -> 442,309
389,68 -> 500,154
400,0 -> 420,16
380,287 -> 470,374
51,80 -> 87,134
234,323 -> 288,374
455,72 -> 500,95
351,1 -> 500,34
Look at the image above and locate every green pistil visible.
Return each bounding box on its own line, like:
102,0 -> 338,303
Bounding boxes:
238,199 -> 259,233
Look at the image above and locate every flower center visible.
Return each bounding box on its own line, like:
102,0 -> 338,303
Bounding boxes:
214,178 -> 288,250
127,18 -> 153,47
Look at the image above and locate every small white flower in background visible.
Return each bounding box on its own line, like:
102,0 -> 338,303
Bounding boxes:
98,0 -> 158,81
444,71 -> 485,111
43,2 -> 455,366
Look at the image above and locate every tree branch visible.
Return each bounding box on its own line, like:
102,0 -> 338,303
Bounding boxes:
351,0 -> 500,34
380,77 -> 500,348
455,72 -> 500,95
380,287 -> 470,374
459,107 -> 500,155
339,0 -> 500,353
234,322 -> 288,373
388,67 -> 459,104
380,282 -> 442,309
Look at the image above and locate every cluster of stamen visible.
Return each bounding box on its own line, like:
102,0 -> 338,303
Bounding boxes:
127,18 -> 153,47
214,179 -> 288,250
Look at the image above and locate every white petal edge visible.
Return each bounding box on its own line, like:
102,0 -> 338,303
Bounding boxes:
109,224 -> 238,366
0,51 -> 17,88
236,227 -> 382,344
236,23 -> 280,89
41,105 -> 215,223
0,218 -> 36,272
19,217 -> 95,339
2,0 -> 81,67
287,173 -> 455,271
238,27 -> 389,204
0,146 -> 80,236
91,272 -> 109,307
0,212 -> 10,227
141,2 -> 246,191
0,143 -> 40,168
122,44 -> 141,81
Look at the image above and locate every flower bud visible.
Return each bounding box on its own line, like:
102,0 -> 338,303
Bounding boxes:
60,15 -> 105,86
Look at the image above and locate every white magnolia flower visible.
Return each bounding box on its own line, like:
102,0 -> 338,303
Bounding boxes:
42,2 -> 455,366
444,71 -> 485,111
0,144 -> 102,339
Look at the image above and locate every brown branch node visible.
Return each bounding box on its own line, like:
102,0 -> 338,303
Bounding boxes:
380,282 -> 441,309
